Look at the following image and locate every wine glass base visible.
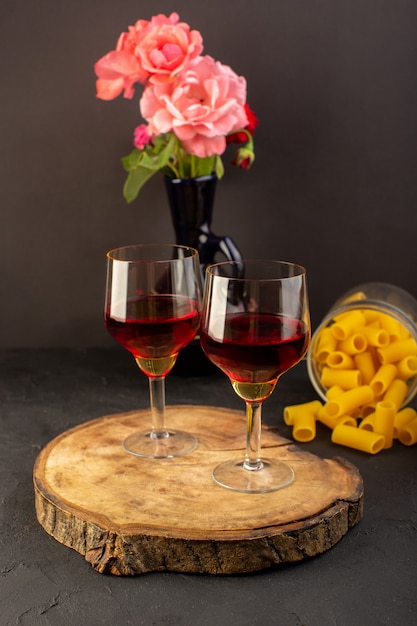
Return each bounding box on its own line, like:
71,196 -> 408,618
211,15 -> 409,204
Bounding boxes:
212,458 -> 295,493
122,430 -> 198,459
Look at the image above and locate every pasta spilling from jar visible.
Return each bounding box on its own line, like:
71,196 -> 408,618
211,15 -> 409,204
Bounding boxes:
285,308 -> 417,452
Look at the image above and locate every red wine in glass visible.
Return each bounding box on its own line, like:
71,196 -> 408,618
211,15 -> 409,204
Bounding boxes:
104,244 -> 203,458
200,259 -> 311,492
105,295 -> 201,377
201,312 -> 309,398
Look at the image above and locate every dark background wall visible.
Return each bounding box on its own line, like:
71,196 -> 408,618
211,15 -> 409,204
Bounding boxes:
1,0 -> 416,348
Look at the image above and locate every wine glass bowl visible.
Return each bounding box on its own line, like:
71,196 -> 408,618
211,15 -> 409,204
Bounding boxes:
104,244 -> 203,458
200,259 -> 310,492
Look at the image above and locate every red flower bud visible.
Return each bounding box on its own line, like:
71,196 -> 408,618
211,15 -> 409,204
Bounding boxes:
226,104 -> 258,145
244,104 -> 258,135
232,146 -> 255,170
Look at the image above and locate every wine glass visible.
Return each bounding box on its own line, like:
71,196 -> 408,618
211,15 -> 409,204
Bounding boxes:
104,244 -> 203,458
200,260 -> 311,492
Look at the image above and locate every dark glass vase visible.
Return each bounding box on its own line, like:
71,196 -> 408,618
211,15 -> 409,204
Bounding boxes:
164,173 -> 242,272
164,173 -> 243,376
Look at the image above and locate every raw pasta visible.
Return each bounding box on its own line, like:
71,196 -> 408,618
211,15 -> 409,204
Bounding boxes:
290,307 -> 417,452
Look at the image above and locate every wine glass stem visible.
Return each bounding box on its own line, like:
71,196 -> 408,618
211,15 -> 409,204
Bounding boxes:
148,376 -> 169,439
244,402 -> 263,471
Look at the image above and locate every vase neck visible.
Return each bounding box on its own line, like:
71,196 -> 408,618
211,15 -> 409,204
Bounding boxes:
164,174 -> 217,251
164,173 -> 242,268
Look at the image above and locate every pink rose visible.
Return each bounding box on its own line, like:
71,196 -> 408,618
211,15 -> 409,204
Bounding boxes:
94,51 -> 146,100
140,56 -> 248,158
132,12 -> 203,84
94,13 -> 203,100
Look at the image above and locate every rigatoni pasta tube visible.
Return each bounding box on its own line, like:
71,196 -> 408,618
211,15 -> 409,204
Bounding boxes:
393,407 -> 417,438
357,325 -> 389,348
396,355 -> 417,380
321,367 -> 361,390
316,407 -> 356,429
314,328 -> 337,364
373,401 -> 396,449
326,351 -> 355,369
338,333 -> 368,356
343,291 -> 367,304
330,310 -> 367,340
331,424 -> 385,454
377,338 -> 417,365
398,418 -> 417,446
362,309 -> 383,324
354,351 -> 377,385
369,364 -> 397,397
359,413 -> 376,432
291,413 -> 316,442
325,385 -> 374,419
325,385 -> 344,399
383,379 -> 408,410
377,313 -> 408,341
283,400 -> 322,426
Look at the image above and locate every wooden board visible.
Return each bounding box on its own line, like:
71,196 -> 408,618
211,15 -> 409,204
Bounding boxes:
33,406 -> 363,576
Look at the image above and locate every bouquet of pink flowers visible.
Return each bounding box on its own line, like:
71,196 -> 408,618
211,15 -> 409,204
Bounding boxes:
94,12 -> 257,202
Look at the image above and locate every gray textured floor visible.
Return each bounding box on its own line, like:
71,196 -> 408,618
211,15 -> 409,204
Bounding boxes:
1,348 -> 416,626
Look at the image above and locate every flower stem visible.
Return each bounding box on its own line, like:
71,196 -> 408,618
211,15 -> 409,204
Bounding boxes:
190,154 -> 197,178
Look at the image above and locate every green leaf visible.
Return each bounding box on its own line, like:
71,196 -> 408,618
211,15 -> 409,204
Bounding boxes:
120,133 -> 227,202
139,152 -> 164,170
122,149 -> 142,172
123,167 -> 157,203
139,134 -> 178,171
194,156 -> 215,177
214,155 -> 225,179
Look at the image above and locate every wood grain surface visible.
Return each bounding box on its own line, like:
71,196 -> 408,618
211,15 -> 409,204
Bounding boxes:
33,406 -> 363,575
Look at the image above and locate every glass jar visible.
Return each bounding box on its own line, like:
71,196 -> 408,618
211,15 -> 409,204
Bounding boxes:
307,283 -> 417,408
